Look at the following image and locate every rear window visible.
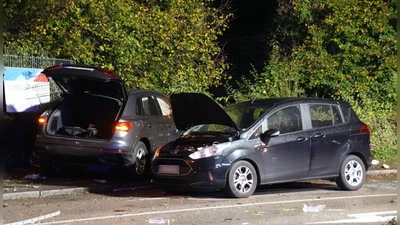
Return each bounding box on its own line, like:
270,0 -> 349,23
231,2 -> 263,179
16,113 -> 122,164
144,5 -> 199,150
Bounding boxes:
309,104 -> 343,128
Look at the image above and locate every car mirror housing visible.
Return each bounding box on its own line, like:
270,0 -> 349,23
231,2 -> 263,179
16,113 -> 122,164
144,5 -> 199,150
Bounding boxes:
260,129 -> 280,143
264,129 -> 280,137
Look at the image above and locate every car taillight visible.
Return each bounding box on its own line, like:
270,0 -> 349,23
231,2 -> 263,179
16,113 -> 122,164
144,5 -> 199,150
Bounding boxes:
99,68 -> 119,78
360,125 -> 370,137
45,65 -> 63,71
115,122 -> 132,132
38,115 -> 47,124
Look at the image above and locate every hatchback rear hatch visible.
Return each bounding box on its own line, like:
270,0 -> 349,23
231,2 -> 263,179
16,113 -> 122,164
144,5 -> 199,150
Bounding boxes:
40,64 -> 127,139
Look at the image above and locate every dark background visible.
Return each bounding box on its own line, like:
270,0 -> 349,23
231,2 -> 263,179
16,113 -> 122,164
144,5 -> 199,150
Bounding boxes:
212,0 -> 277,96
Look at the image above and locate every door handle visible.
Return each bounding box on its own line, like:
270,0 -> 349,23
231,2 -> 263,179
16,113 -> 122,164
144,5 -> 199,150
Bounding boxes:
296,137 -> 307,142
314,133 -> 325,138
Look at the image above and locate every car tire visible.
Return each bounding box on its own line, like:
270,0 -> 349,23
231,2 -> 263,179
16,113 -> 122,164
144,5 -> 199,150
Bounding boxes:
335,155 -> 366,191
132,141 -> 149,179
224,161 -> 257,198
39,157 -> 63,178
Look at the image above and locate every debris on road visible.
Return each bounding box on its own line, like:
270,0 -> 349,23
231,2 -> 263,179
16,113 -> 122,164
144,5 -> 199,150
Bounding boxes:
382,164 -> 390,169
24,174 -> 45,180
148,217 -> 170,224
303,204 -> 325,213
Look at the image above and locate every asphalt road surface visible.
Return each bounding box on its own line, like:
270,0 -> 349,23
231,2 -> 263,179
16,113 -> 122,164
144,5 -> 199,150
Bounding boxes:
3,174 -> 397,225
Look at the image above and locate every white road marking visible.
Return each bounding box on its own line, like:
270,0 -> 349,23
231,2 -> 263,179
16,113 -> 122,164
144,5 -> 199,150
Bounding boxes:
137,197 -> 168,201
22,194 -> 397,225
306,211 -> 397,224
5,211 -> 60,225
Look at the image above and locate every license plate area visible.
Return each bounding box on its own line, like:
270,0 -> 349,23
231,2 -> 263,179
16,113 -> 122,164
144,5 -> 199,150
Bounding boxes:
158,165 -> 180,174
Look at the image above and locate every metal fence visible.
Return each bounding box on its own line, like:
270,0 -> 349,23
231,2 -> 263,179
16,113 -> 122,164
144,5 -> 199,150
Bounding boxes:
4,55 -> 76,103
4,55 -> 75,68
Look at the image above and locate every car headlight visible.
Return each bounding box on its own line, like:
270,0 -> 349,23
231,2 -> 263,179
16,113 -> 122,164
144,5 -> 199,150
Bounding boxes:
152,143 -> 171,161
189,142 -> 231,159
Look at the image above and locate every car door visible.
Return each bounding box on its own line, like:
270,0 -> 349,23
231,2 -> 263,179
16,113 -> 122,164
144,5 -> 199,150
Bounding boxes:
137,95 -> 169,151
262,105 -> 311,182
306,103 -> 349,177
155,95 -> 180,141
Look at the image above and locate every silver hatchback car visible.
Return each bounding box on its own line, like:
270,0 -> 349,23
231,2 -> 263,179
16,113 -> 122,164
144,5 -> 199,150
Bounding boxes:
35,64 -> 179,178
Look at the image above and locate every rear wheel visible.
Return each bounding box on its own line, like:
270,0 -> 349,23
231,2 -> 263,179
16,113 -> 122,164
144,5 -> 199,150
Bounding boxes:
336,155 -> 366,191
132,141 -> 149,179
224,161 -> 257,198
39,157 -> 64,178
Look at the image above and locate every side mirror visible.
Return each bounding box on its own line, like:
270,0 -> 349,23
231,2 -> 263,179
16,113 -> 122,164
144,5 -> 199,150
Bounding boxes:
264,129 -> 280,137
260,129 -> 280,143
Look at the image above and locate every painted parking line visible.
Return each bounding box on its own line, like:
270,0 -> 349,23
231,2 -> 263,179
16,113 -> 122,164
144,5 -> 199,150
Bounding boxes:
306,211 -> 397,224
18,194 -> 397,225
5,211 -> 60,225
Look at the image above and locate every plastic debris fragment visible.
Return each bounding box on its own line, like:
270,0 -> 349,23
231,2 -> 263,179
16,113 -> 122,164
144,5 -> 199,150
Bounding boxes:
148,218 -> 170,224
24,174 -> 45,180
302,204 -> 325,212
371,159 -> 380,165
382,164 -> 390,169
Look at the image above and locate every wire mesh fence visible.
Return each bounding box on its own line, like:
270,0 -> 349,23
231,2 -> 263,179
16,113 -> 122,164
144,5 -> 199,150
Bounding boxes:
4,55 -> 75,68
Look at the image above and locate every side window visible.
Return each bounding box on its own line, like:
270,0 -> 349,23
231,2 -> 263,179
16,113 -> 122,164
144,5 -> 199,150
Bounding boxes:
309,104 -> 342,128
267,106 -> 302,134
156,97 -> 172,116
137,96 -> 159,116
249,124 -> 262,140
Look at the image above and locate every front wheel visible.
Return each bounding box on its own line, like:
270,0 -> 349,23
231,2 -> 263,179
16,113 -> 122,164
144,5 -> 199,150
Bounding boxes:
335,155 -> 366,191
224,161 -> 258,198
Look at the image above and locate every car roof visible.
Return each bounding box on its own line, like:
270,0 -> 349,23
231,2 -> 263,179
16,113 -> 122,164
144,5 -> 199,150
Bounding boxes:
126,89 -> 167,96
230,97 -> 347,107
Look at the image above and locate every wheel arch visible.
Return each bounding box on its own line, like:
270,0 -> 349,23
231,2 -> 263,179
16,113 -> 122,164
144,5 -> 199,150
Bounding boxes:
340,151 -> 369,171
228,157 -> 262,186
139,137 -> 151,157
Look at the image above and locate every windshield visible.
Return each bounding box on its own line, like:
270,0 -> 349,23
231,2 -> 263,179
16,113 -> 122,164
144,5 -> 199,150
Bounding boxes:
224,103 -> 273,130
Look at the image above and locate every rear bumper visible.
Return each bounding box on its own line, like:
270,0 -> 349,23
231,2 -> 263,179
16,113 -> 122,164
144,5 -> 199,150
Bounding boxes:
35,144 -> 134,168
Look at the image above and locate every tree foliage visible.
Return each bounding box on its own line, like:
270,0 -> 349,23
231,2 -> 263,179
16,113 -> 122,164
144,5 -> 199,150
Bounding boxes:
274,0 -> 396,110
226,0 -> 396,107
3,0 -> 232,94
219,45 -> 304,104
225,0 -> 397,160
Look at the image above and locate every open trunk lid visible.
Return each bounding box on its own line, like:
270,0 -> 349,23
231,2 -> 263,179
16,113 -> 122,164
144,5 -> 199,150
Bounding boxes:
42,64 -> 127,100
40,65 -> 126,139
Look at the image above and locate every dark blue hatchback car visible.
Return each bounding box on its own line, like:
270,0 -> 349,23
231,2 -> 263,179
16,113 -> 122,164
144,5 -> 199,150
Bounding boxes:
151,93 -> 372,198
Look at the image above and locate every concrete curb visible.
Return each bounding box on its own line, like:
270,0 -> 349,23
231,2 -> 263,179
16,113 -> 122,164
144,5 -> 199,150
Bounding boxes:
366,169 -> 397,175
4,191 -> 41,200
3,170 -> 397,201
3,184 -> 126,200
